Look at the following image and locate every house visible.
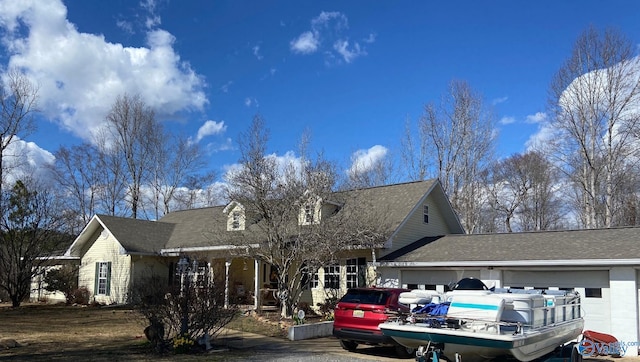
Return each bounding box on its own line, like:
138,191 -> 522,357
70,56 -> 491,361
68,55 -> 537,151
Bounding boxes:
375,228 -> 640,357
32,180 -> 463,308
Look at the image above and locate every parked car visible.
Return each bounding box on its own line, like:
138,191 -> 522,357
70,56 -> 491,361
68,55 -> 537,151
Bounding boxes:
332,287 -> 415,358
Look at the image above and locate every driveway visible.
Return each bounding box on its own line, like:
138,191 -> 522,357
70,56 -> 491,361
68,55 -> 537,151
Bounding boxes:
217,329 -> 412,361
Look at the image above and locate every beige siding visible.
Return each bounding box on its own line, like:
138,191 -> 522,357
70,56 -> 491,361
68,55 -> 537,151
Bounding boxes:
385,193 -> 453,255
130,256 -> 170,287
79,228 -> 131,304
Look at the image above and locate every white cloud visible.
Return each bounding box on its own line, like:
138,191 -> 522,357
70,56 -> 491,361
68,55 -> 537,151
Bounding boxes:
244,97 -> 258,108
348,145 -> 388,176
220,80 -> 233,93
2,136 -> 55,186
363,33 -> 376,44
525,112 -> 548,124
492,96 -> 508,105
311,11 -> 348,29
140,0 -> 161,29
499,116 -> 516,125
290,31 -> 319,54
290,11 -> 370,64
0,0 -> 207,143
196,120 -> 226,142
333,40 -> 366,63
252,44 -> 263,60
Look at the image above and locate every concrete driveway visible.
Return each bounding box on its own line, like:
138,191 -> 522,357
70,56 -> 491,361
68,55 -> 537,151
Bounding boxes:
217,329 -> 412,361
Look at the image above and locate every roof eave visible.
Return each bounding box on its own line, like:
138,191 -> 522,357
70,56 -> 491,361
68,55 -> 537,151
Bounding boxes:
377,259 -> 640,268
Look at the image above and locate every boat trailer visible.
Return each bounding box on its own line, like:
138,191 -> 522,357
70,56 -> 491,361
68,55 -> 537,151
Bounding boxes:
414,341 -> 584,362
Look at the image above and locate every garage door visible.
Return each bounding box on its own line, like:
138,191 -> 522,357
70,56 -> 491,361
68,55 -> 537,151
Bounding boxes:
504,270 -> 610,333
401,270 -> 480,291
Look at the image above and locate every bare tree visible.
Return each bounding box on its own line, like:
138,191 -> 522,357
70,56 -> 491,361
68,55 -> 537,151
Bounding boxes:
345,148 -> 395,189
486,152 -> 563,232
225,116 -> 389,318
0,69 -> 38,203
400,116 -> 429,181
145,134 -> 211,219
48,143 -> 102,233
104,94 -> 161,219
416,80 -> 496,233
0,179 -> 69,307
548,26 -> 640,228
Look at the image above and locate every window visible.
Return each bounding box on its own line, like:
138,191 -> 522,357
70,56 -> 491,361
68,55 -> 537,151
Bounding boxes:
231,211 -> 241,230
423,204 -> 429,224
585,288 -> 602,298
305,269 -> 319,289
323,264 -> 340,289
95,262 -> 111,296
304,203 -> 314,224
224,202 -> 245,231
346,258 -> 367,288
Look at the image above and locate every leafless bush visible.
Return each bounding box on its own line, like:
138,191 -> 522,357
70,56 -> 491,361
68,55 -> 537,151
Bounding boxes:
129,273 -> 238,353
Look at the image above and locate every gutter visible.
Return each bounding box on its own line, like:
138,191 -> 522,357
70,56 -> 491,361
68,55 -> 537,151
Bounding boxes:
161,243 -> 260,256
377,258 -> 640,268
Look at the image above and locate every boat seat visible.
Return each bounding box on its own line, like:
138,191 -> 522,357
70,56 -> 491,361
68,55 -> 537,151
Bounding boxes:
447,295 -> 504,322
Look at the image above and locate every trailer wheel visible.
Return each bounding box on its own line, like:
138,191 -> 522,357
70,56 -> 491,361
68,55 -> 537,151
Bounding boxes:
571,344 -> 583,362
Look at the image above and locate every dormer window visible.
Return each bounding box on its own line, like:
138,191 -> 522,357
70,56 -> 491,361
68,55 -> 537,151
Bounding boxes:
304,204 -> 314,224
299,194 -> 321,225
232,211 -> 241,229
223,201 -> 245,231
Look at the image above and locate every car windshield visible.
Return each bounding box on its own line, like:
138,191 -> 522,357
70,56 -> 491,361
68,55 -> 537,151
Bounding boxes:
340,290 -> 390,305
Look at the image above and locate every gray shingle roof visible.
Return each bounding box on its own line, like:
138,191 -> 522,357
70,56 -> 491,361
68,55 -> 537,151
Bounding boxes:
386,226 -> 640,263
158,180 -> 441,250
97,214 -> 173,254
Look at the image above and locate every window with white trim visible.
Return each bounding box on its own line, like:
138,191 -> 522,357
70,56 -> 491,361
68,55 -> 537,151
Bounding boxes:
346,257 -> 367,288
95,261 -> 111,295
304,203 -> 314,224
423,204 -> 429,224
231,211 -> 241,230
323,264 -> 340,289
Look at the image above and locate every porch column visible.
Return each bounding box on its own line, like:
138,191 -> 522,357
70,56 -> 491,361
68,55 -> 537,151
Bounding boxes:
224,260 -> 231,309
254,259 -> 259,310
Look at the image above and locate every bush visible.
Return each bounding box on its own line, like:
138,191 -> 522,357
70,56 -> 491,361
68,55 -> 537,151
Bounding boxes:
70,287 -> 90,305
43,265 -> 79,304
129,265 -> 238,354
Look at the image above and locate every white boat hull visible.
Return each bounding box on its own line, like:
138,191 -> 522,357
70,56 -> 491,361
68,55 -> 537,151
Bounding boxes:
380,318 -> 584,362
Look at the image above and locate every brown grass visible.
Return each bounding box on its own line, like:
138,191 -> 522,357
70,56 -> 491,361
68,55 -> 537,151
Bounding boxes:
0,303 -> 290,361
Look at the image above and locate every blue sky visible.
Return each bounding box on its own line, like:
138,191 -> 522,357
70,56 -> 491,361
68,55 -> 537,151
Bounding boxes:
1,0 -> 640,184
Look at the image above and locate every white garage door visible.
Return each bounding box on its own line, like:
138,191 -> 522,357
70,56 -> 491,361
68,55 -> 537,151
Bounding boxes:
504,270 -> 610,333
401,270 -> 480,291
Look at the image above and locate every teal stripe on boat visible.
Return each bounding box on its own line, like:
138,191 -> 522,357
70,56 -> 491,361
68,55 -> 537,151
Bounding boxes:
451,302 -> 500,310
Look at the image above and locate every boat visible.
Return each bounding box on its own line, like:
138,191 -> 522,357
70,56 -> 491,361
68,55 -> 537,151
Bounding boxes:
379,278 -> 585,362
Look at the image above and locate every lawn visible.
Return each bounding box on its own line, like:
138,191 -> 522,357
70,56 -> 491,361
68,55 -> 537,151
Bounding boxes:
0,303 -> 288,361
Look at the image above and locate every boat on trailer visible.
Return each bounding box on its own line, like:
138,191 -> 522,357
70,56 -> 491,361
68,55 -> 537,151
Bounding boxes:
379,278 -> 584,362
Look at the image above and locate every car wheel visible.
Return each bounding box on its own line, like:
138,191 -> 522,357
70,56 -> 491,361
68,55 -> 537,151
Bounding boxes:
395,344 -> 416,358
340,340 -> 358,351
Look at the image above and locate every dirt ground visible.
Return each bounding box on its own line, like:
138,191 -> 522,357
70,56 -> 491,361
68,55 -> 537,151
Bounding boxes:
1,303 -> 638,362
0,303 -> 294,361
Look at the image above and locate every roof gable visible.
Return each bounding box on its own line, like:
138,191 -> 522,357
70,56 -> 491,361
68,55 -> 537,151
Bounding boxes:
66,214 -> 173,257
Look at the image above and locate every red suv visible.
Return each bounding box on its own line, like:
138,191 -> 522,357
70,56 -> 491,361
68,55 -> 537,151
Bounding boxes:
332,287 -> 415,358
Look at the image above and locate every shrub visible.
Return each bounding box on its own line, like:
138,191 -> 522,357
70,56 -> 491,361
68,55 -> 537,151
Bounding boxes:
70,287 -> 90,305
129,263 -> 238,354
43,265 -> 79,304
